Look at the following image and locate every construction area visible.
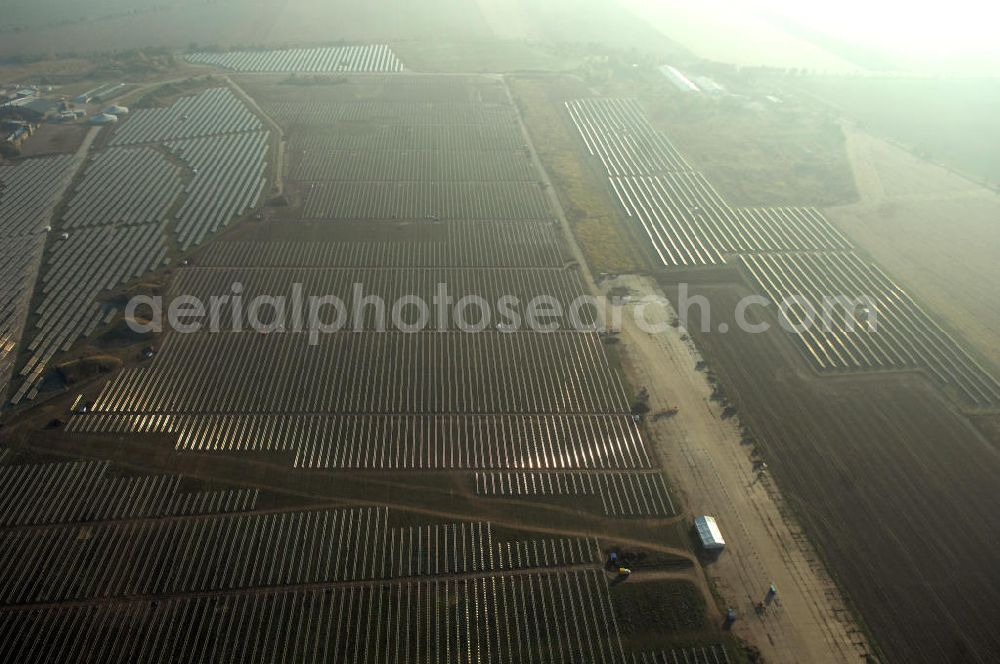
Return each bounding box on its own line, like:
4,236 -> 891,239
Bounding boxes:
0,49 -> 746,663
1,20 -> 998,664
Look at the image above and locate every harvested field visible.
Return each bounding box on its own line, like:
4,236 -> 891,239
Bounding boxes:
186,45 -> 405,73
740,251 -> 1000,405
686,283 -> 1000,664
89,331 -> 628,414
196,220 -> 566,268
303,181 -> 551,220
68,413 -> 651,470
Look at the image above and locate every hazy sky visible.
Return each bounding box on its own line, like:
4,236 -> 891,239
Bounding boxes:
760,0 -> 999,60
621,0 -> 1000,72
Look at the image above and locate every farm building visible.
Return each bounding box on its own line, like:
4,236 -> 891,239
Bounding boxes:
74,82 -> 128,106
3,126 -> 28,146
1,118 -> 30,133
658,65 -> 700,93
89,112 -> 118,125
57,110 -> 86,122
103,105 -> 129,116
92,83 -> 129,102
1,97 -> 58,121
694,515 -> 726,551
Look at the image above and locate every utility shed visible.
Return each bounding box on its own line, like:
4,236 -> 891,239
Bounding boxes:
694,515 -> 725,551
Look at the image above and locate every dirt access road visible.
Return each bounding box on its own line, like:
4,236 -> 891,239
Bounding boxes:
508,73 -> 869,659
607,276 -> 870,663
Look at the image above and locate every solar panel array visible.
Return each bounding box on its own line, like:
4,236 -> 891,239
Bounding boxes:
62,147 -> 182,228
565,98 -> 851,266
186,44 -> 405,73
0,156 -> 78,403
109,87 -> 261,146
567,97 -> 1000,404
741,251 -> 1000,405
12,223 -> 167,403
8,86 -> 269,404
0,442 -> 636,662
166,131 -> 269,249
7,74 -> 732,661
0,155 -> 78,236
0,459 -> 258,527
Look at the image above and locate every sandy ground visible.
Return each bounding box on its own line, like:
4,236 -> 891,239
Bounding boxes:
826,128 -> 1000,375
607,276 -> 869,663
18,123 -> 89,158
